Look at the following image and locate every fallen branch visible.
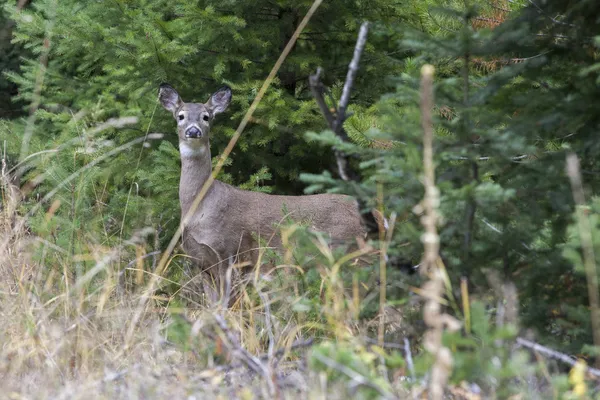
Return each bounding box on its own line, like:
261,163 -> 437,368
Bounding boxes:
516,337 -> 600,378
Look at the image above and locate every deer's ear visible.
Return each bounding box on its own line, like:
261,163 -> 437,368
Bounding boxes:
207,86 -> 232,115
159,84 -> 182,113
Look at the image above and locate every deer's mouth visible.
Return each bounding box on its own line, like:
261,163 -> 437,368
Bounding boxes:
185,126 -> 202,139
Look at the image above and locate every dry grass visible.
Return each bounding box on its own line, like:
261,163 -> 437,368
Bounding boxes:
0,162 -> 415,399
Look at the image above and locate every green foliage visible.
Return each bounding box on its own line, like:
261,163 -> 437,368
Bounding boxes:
0,0 -> 410,286
304,0 -> 600,358
309,341 -> 394,399
444,301 -> 527,397
561,196 -> 600,356
3,0 -> 600,396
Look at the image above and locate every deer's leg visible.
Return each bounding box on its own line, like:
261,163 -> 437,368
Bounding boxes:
192,243 -> 225,305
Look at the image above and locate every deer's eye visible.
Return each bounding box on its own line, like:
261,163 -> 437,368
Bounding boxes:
178,114 -> 185,121
202,114 -> 209,122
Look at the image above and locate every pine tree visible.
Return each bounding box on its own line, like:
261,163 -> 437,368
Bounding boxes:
0,0 -> 410,283
306,0 -> 600,357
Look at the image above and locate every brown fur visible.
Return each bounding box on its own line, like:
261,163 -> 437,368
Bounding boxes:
159,84 -> 366,302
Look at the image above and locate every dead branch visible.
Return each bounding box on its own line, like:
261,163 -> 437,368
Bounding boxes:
334,22 -> 370,135
213,314 -> 276,395
308,68 -> 336,129
516,337 -> 600,378
308,22 -> 380,234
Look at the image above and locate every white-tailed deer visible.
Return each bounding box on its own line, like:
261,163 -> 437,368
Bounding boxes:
159,84 -> 367,302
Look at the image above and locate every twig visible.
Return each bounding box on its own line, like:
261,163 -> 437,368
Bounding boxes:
463,162 -> 478,256
214,314 -> 277,395
527,0 -> 577,27
313,353 -> 397,399
308,22 -> 370,177
124,250 -> 162,270
450,154 -> 530,162
404,338 -> 416,382
566,152 -> 600,368
214,338 -> 315,373
516,337 -> 600,378
332,22 -> 370,182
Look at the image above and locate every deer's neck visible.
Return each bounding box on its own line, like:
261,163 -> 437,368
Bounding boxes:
178,141 -> 214,217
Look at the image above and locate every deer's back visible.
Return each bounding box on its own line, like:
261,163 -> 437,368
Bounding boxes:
183,181 -> 365,266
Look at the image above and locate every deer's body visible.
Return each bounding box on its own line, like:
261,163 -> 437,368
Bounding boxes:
159,84 -> 365,301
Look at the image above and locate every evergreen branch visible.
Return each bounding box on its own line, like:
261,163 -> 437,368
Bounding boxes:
294,50 -> 403,85
11,116 -> 139,178
427,9 -> 459,34
19,0 -> 57,164
195,48 -> 266,65
1,132 -> 163,254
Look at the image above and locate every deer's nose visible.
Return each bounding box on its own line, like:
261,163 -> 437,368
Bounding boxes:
185,126 -> 202,139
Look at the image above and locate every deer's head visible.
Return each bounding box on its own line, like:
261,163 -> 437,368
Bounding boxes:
159,84 -> 232,153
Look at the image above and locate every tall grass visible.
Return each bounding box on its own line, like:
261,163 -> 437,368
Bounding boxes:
1,153 -> 420,398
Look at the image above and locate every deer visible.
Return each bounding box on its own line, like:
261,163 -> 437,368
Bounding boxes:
158,84 -> 369,303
